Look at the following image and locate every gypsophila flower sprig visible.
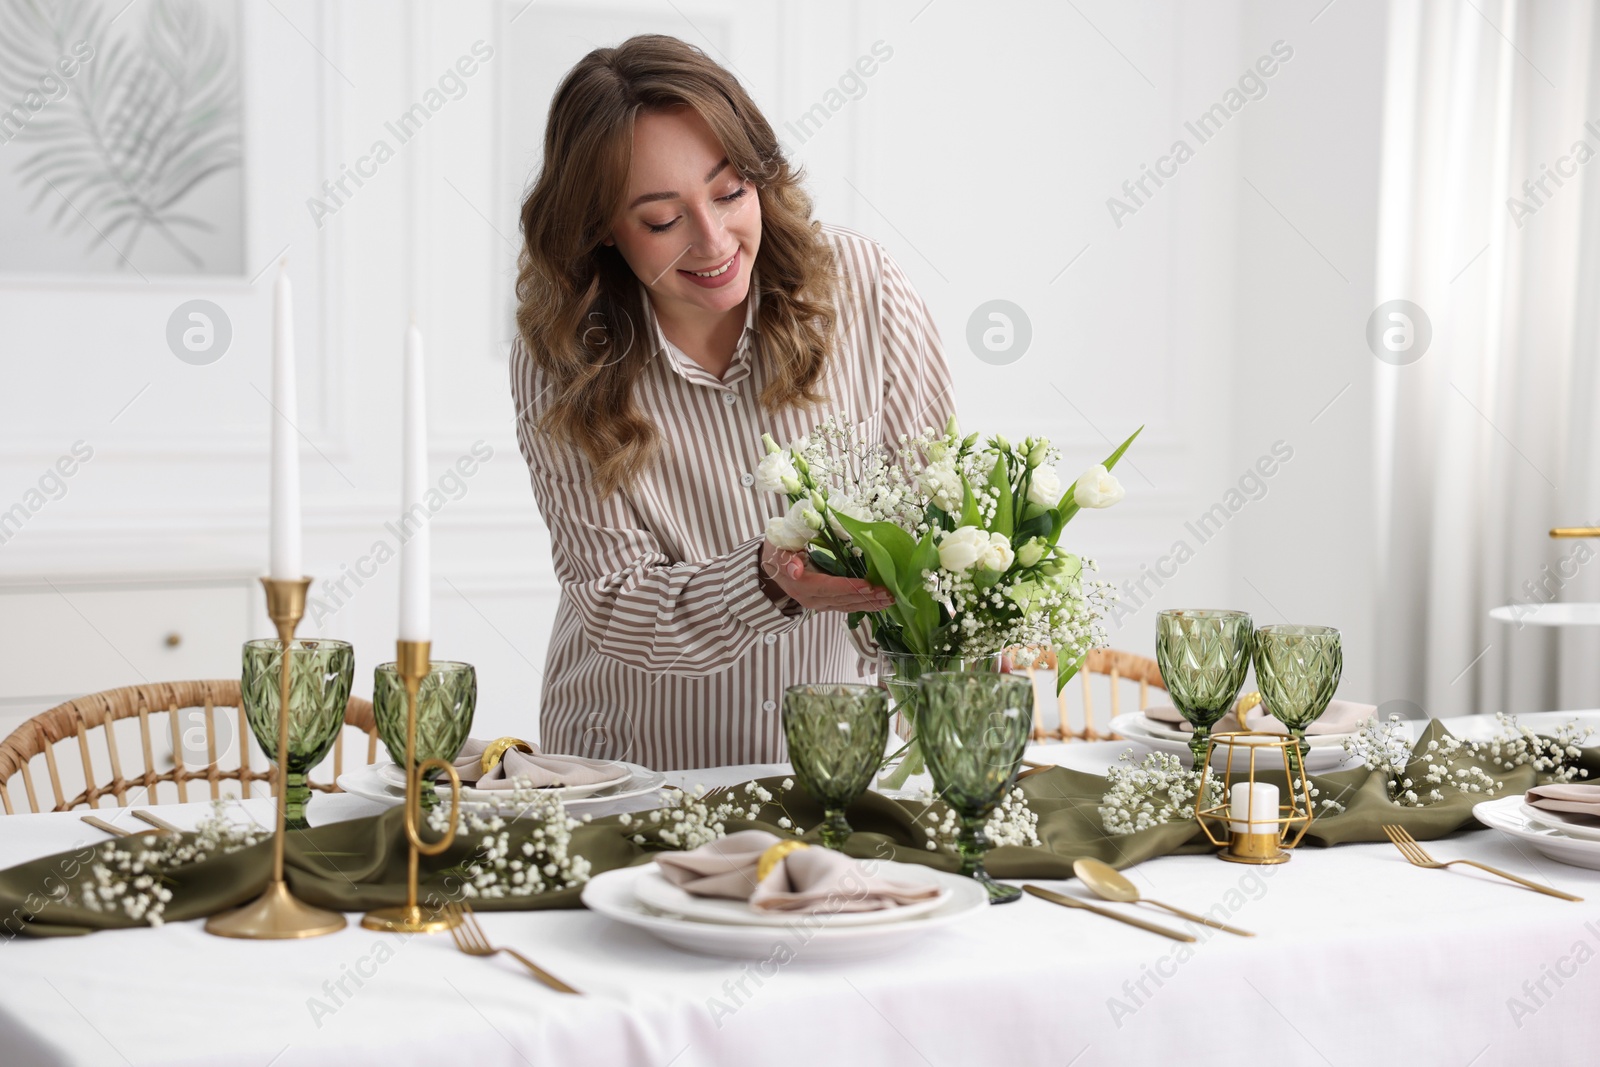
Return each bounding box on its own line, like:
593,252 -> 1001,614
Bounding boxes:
758,417 -> 1141,696
427,777 -> 592,899
906,786 -> 1040,853
618,780 -> 801,851
61,797 -> 269,927
1099,751 -> 1224,835
1342,716 -> 1502,807
1471,713 -> 1593,784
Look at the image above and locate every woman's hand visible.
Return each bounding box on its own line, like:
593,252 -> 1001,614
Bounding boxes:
760,539 -> 897,613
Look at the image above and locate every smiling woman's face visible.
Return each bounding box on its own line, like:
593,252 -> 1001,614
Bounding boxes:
607,105 -> 761,325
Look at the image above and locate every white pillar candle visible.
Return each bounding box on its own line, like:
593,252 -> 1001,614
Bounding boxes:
268,261 -> 302,581
1229,781 -> 1279,835
398,321 -> 430,642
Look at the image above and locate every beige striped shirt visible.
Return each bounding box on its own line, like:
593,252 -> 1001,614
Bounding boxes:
510,223 -> 956,770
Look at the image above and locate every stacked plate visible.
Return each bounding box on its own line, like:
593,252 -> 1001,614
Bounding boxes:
1474,794 -> 1600,870
581,861 -> 986,960
337,759 -> 666,815
1110,712 -> 1366,771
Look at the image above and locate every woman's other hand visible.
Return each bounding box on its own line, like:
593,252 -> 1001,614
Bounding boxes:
759,540 -> 896,613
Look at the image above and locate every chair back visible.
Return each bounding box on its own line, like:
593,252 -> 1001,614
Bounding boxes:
1010,648 -> 1166,743
0,680 -> 379,814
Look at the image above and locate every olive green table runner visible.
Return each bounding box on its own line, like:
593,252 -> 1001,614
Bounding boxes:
1,720 -> 1558,936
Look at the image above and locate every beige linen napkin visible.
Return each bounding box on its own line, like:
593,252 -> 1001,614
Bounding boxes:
1526,783 -> 1600,819
1144,700 -> 1375,736
654,830 -> 941,913
451,739 -> 625,790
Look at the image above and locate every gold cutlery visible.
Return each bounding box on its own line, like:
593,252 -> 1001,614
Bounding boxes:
1381,824 -> 1582,901
443,901 -> 582,994
132,810 -> 183,834
1073,858 -> 1255,936
1017,759 -> 1055,782
1023,884 -> 1196,942
80,815 -> 142,837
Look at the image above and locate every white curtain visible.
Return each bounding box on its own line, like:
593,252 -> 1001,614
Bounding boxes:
1375,0 -> 1600,717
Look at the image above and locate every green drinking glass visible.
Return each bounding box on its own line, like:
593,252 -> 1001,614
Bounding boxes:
877,650 -> 1001,792
783,684 -> 890,850
917,670 -> 1035,905
1155,609 -> 1255,767
1253,624 -> 1343,782
241,638 -> 354,830
373,660 -> 477,810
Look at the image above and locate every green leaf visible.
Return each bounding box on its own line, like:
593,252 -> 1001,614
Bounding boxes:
959,481 -> 982,528
986,455 -> 1013,537
1056,650 -> 1088,696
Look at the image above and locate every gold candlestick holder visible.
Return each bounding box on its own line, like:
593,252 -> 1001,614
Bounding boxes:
361,639 -> 464,933
206,577 -> 348,939
1192,732 -> 1315,865
1551,527 -> 1600,538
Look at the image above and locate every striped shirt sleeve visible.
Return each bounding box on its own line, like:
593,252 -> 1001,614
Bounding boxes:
510,344 -> 805,676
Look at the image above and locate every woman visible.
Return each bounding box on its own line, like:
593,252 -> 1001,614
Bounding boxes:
510,34 -> 955,771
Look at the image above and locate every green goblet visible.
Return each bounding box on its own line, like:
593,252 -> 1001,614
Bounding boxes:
917,670 -> 1035,905
1253,624 -> 1343,781
783,684 -> 890,850
241,638 -> 354,830
1155,609 -> 1255,767
373,661 -> 476,809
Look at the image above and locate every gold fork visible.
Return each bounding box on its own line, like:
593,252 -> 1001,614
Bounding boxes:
443,902 -> 581,994
1381,824 -> 1583,901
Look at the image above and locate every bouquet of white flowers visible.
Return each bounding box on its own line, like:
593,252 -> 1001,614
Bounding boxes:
758,415 -> 1139,785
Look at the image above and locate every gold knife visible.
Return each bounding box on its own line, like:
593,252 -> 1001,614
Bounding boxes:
1023,884 -> 1196,942
131,810 -> 183,833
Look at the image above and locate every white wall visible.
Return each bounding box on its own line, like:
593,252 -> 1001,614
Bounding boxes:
0,0 -> 1391,747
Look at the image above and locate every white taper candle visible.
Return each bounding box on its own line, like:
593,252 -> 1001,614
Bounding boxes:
398,321 -> 430,641
268,261 -> 302,581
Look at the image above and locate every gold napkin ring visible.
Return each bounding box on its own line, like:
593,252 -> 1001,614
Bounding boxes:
480,737 -> 535,775
756,840 -> 809,883
1235,691 -> 1262,716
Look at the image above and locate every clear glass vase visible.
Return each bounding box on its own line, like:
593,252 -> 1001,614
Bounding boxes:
875,651 -> 1002,795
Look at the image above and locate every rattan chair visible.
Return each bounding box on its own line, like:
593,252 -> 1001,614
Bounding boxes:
0,680 -> 380,814
1012,647 -> 1166,743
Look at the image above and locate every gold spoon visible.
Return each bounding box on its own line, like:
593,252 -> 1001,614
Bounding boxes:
1072,858 -> 1255,937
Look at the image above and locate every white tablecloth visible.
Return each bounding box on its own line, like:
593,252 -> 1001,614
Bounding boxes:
3,746 -> 1599,1067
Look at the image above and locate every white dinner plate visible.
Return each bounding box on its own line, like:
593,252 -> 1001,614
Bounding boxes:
1474,794 -> 1600,870
1109,713 -> 1363,772
337,761 -> 665,814
1488,603 -> 1600,627
1520,802 -> 1600,843
373,759 -> 631,801
582,862 -> 985,960
630,864 -> 951,928
1136,714 -> 1353,749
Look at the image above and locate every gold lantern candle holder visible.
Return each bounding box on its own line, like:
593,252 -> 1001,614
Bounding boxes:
206,577 -> 347,939
361,640 -> 465,934
1192,731 -> 1315,865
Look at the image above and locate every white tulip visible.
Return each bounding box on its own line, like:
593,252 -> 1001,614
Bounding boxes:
765,500 -> 819,550
1073,464 -> 1125,509
937,525 -> 987,572
755,450 -> 800,494
978,531 -> 1014,572
1027,466 -> 1062,507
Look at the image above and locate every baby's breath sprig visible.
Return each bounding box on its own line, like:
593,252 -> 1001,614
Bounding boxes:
63,797 -> 268,927
1099,751 -> 1223,835
1342,716 -> 1501,806
1469,712 -> 1592,784
903,785 -> 1041,852
618,779 -> 798,851
427,777 -> 592,899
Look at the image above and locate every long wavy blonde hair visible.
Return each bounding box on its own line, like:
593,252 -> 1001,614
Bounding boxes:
516,34 -> 838,498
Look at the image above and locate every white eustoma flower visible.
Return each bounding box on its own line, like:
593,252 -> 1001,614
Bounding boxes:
825,493 -> 872,540
1016,539 -> 1046,568
765,500 -> 820,550
1073,464 -> 1125,508
1027,466 -> 1062,507
977,532 -> 1014,572
937,525 -> 987,572
754,450 -> 801,494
